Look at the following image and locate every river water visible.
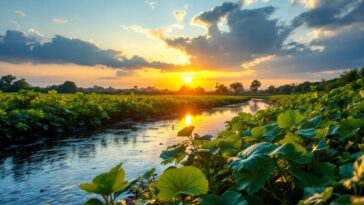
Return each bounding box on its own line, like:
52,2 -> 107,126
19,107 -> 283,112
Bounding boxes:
0,99 -> 270,205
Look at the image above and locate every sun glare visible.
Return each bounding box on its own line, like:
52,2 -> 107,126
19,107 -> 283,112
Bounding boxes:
185,114 -> 192,126
183,76 -> 193,83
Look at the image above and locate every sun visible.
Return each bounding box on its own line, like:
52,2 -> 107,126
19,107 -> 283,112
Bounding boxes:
183,76 -> 193,83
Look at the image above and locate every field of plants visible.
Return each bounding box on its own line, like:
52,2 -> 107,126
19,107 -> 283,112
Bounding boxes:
79,78 -> 364,205
0,91 -> 250,145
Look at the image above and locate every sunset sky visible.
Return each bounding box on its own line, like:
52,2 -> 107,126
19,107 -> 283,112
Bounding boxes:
0,0 -> 363,90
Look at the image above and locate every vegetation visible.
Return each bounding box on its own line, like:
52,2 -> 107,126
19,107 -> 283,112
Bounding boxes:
80,78 -> 364,204
0,91 -> 249,146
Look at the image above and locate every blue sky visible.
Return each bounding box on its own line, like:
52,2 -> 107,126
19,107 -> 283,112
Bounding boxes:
0,0 -> 363,89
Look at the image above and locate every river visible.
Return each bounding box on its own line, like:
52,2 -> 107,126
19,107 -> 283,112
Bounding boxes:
0,99 -> 270,205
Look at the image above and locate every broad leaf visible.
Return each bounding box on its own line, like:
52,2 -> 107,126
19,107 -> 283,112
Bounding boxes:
156,166 -> 208,200
299,187 -> 333,205
229,142 -> 276,171
199,191 -> 247,205
233,160 -> 274,195
177,126 -> 195,137
80,163 -> 127,195
251,126 -> 266,138
277,110 -> 305,129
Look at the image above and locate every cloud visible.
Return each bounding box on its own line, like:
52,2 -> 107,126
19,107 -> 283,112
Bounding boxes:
0,30 -> 174,70
53,18 -> 68,24
122,24 -> 183,39
164,5 -> 292,70
292,0 -> 364,29
260,25 -> 364,74
15,10 -> 26,17
291,0 -> 318,8
173,10 -> 187,21
146,0 -> 157,9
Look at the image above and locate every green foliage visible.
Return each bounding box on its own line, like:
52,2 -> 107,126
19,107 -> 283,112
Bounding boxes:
156,166 -> 208,201
0,92 -> 249,145
78,78 -> 364,204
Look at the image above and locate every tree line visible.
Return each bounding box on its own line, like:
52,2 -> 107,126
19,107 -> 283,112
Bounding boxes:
0,67 -> 363,95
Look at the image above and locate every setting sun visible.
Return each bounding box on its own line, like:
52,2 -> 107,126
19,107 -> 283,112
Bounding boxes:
183,76 -> 193,83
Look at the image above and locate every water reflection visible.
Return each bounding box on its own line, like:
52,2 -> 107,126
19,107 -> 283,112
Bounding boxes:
0,99 -> 270,205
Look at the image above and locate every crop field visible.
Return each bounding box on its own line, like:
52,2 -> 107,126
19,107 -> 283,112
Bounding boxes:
79,79 -> 364,204
0,91 -> 250,145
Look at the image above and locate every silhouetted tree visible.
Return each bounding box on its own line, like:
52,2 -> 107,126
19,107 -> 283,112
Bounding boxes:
229,82 -> 244,95
215,83 -> 229,94
7,78 -> 30,92
267,85 -> 275,94
0,75 -> 16,91
57,81 -> 77,93
339,69 -> 359,85
194,86 -> 205,95
250,80 -> 261,93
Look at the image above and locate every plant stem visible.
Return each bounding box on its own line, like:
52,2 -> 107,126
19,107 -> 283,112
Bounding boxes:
181,193 -> 186,205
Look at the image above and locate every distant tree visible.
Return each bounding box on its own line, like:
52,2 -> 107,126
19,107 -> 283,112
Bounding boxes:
250,80 -> 261,93
359,67 -> 364,78
178,85 -> 194,95
339,69 -> 359,85
7,78 -> 30,92
267,85 -> 275,94
215,83 -> 229,94
0,75 -> 16,91
278,84 -> 293,94
57,81 -> 77,93
194,86 -> 205,95
229,82 -> 244,95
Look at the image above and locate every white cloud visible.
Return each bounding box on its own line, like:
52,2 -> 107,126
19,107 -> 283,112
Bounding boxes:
146,0 -> 157,9
15,10 -> 26,17
11,21 -> 20,29
291,0 -> 318,8
52,18 -> 68,24
173,10 -> 187,21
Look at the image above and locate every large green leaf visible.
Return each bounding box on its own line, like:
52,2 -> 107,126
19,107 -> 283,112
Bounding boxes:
156,166 -> 208,201
233,160 -> 274,195
160,144 -> 187,164
177,126 -> 195,137
80,163 -> 127,196
199,191 -> 247,205
229,142 -> 276,171
277,110 -> 305,129
251,126 -> 266,138
270,143 -> 312,165
331,195 -> 364,205
299,187 -> 333,205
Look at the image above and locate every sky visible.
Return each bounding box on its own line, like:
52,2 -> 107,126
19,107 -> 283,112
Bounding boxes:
0,0 -> 363,90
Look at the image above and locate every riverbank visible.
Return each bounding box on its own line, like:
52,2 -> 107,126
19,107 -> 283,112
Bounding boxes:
0,91 -> 253,146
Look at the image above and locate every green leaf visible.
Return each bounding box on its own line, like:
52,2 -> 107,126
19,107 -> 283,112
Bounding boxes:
331,195 -> 364,205
156,166 -> 208,201
199,191 -> 247,205
233,160 -> 274,195
177,126 -> 195,137
339,163 -> 354,178
251,126 -> 266,138
160,144 -> 187,164
79,163 -> 127,195
299,187 -> 333,205
278,132 -> 307,153
270,143 -> 312,165
84,198 -> 104,205
292,169 -> 332,188
296,128 -> 316,139
338,118 -> 364,140
229,142 -> 276,171
277,110 -> 305,129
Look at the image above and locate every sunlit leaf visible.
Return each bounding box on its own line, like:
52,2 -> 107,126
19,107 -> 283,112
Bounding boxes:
156,166 -> 208,201
277,110 -> 305,129
177,126 -> 195,137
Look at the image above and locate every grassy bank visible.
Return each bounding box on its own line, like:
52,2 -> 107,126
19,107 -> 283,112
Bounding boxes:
80,79 -> 364,204
0,91 -> 251,145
